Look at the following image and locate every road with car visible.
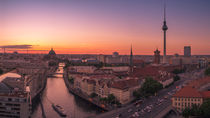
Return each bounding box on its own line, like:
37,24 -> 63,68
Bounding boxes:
94,69 -> 204,118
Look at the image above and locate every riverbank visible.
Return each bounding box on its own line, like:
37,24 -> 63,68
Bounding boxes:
63,68 -> 113,111
32,63 -> 101,118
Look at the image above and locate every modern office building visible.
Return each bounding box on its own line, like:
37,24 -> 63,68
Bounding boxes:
184,46 -> 191,57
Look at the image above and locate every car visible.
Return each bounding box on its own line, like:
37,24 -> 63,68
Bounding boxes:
118,114 -> 122,117
164,96 -> 168,99
128,108 -> 132,113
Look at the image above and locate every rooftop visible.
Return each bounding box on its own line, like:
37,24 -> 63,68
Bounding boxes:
200,91 -> 210,99
187,76 -> 210,89
111,79 -> 140,90
0,72 -> 21,83
173,86 -> 203,98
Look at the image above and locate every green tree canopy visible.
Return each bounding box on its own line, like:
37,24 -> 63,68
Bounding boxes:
200,99 -> 210,118
141,77 -> 163,95
205,67 -> 210,76
0,68 -> 3,75
90,92 -> 97,98
133,77 -> 163,99
182,99 -> 210,118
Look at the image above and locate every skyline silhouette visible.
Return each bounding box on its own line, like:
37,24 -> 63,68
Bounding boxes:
1,0 -> 210,55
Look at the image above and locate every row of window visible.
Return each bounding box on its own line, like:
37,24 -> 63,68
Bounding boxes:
174,98 -> 201,102
174,102 -> 200,107
0,110 -> 20,115
0,103 -> 20,107
0,114 -> 20,118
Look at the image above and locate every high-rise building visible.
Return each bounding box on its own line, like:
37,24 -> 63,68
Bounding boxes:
184,46 -> 191,57
162,2 -> 168,63
154,49 -> 160,64
0,72 -> 31,118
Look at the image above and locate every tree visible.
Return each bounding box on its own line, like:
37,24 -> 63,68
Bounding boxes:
200,99 -> 210,118
0,68 -> 3,75
90,92 -> 97,98
182,107 -> 191,118
182,99 -> 210,118
173,75 -> 180,81
107,94 -> 116,103
141,77 -> 163,96
68,76 -> 74,84
133,88 -> 142,99
205,67 -> 210,76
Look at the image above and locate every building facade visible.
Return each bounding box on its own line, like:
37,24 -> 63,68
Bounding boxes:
172,86 -> 210,112
184,46 -> 191,57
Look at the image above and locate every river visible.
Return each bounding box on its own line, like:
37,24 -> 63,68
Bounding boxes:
32,63 -> 101,118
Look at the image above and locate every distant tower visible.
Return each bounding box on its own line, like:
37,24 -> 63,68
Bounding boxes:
184,46 -> 191,57
162,2 -> 168,63
130,45 -> 133,67
130,45 -> 133,73
154,49 -> 160,64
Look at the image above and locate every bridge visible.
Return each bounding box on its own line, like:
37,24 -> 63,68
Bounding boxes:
154,105 -> 180,118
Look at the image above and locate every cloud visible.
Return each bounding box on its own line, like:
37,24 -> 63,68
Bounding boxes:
0,45 -> 33,49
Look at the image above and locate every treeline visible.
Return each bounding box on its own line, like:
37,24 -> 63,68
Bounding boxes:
182,99 -> 210,118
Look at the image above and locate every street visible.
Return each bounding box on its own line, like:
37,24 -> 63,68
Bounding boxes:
94,69 -> 204,118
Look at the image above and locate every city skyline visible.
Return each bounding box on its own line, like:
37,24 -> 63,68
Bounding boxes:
1,0 -> 210,55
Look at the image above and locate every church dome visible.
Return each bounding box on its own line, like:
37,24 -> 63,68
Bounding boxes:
49,48 -> 56,55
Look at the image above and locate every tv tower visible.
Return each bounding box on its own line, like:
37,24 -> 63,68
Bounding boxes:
162,1 -> 168,63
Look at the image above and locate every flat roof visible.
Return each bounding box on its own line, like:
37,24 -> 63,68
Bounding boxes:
0,72 -> 21,82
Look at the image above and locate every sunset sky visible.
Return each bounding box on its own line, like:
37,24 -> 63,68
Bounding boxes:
1,0 -> 210,55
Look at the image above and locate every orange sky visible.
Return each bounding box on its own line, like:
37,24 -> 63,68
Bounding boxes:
1,0 -> 210,55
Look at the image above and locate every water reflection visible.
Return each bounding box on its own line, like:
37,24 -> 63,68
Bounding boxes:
32,64 -> 101,118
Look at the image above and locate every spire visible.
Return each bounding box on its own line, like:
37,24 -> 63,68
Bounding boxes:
130,44 -> 133,67
164,0 -> 166,21
130,45 -> 133,56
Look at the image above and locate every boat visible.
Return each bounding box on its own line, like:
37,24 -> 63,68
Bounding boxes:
52,104 -> 67,117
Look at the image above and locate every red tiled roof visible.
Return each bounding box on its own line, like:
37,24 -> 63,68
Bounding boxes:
111,79 -> 139,90
187,76 -> 210,89
131,66 -> 173,81
201,91 -> 210,99
173,86 -> 203,98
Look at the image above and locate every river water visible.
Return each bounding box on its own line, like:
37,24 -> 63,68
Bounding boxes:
32,63 -> 101,118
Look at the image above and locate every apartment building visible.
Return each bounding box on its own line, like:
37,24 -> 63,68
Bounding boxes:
0,72 -> 31,118
73,74 -> 143,104
110,78 -> 143,104
172,86 -> 210,111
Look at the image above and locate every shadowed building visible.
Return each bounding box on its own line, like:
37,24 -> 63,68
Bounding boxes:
154,49 -> 160,64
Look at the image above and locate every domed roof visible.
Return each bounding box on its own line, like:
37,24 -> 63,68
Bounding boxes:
49,48 -> 56,55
